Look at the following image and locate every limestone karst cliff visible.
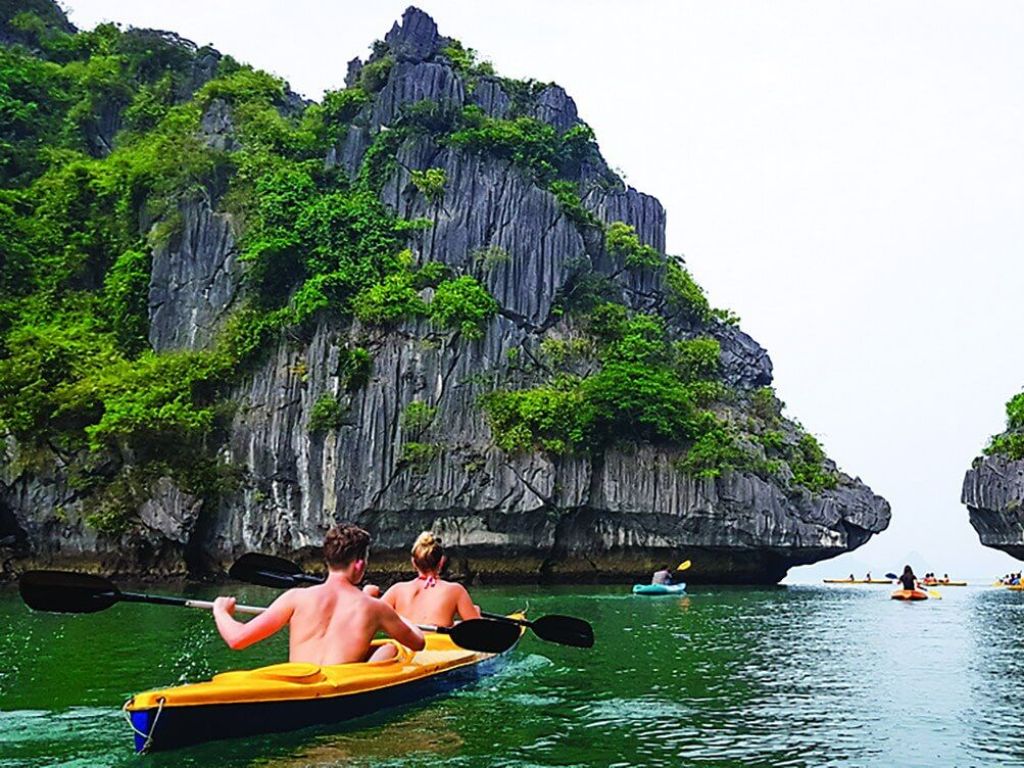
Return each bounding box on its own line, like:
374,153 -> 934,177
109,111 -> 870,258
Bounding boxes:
0,4 -> 890,583
963,394 -> 1024,559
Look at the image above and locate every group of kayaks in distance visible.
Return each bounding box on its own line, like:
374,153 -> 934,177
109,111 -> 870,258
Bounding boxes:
824,566 -> 973,601
994,572 -> 1024,587
824,572 -> 967,587
823,566 -> 1024,600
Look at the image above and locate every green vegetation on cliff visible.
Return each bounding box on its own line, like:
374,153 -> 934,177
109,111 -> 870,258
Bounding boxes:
984,392 -> 1024,459
0,8 -> 499,529
0,4 -> 838,535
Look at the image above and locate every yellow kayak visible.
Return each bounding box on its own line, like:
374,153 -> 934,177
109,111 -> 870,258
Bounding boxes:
922,581 -> 967,587
125,615 -> 525,752
891,589 -> 928,601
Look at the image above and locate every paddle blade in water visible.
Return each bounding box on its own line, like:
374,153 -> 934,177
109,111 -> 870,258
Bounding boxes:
229,553 -> 314,589
531,614 -> 595,648
448,618 -> 521,653
19,570 -> 119,614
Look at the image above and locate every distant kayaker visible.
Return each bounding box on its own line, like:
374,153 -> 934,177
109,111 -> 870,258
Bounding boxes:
212,523 -> 426,665
381,531 -> 481,627
652,566 -> 674,585
849,574 -> 855,582
898,565 -> 918,591
866,572 -> 872,581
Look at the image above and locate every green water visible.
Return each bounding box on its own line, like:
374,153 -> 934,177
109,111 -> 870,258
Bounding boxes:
2,582 -> 1023,767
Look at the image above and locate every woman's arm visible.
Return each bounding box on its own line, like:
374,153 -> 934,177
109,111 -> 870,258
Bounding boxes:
454,584 -> 481,620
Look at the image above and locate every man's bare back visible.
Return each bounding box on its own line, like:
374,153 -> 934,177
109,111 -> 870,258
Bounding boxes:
213,523 -> 425,665
382,578 -> 480,627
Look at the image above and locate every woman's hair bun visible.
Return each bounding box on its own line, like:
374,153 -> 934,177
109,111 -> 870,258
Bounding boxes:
412,531 -> 444,571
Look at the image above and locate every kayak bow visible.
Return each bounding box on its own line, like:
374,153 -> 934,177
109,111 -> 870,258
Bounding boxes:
124,615 -> 525,753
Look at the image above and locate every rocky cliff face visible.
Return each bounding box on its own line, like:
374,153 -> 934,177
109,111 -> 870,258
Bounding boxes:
963,455 -> 1024,559
0,5 -> 890,583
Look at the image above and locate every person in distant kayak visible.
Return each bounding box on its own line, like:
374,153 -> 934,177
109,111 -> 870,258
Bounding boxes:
212,523 -> 425,664
848,574 -> 855,581
866,572 -> 872,581
652,566 -> 674,585
898,565 -> 918,592
381,531 -> 481,627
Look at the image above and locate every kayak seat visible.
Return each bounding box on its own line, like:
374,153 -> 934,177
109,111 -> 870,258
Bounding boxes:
212,642 -> 414,686
246,663 -> 324,682
366,639 -> 414,666
212,663 -> 326,684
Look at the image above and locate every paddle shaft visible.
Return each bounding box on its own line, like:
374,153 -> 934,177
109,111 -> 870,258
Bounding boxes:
200,595 -> 463,637
117,591 -> 266,615
130,591 -> 463,636
481,610 -> 531,627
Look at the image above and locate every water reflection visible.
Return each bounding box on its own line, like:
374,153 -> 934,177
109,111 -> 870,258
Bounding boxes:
248,709 -> 464,767
965,589 -> 1024,764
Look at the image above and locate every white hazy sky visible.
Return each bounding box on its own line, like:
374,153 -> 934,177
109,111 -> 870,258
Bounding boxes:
62,1 -> 1024,579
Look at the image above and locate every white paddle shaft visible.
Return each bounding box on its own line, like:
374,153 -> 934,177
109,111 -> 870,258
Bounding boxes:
184,600 -> 445,629
185,599 -> 266,615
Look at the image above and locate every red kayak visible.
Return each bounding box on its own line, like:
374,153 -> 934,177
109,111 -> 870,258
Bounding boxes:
891,589 -> 928,601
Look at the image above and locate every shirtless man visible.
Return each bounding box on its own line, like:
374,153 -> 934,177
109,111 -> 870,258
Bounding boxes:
212,523 -> 425,664
381,531 -> 480,627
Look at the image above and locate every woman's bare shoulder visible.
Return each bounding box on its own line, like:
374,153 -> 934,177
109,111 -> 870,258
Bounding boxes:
383,579 -> 415,595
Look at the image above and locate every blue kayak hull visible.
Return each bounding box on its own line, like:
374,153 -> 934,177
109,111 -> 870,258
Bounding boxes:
632,583 -> 687,595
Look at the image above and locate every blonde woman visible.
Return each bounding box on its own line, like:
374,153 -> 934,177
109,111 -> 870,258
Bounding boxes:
382,532 -> 481,627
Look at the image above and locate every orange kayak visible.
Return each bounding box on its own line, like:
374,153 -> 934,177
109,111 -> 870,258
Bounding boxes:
891,589 -> 928,601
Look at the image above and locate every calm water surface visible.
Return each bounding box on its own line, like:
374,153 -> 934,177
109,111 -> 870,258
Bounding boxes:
2,582 -> 1023,767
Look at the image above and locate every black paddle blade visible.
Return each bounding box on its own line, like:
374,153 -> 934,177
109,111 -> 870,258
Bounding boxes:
19,570 -> 119,614
447,618 -> 521,654
532,614 -> 595,648
229,553 -> 313,589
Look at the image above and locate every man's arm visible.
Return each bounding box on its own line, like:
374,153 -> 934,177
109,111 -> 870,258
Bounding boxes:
453,584 -> 481,621
376,600 -> 426,651
213,591 -> 296,650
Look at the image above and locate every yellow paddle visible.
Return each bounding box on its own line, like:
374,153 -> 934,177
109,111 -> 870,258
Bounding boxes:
676,560 -> 691,572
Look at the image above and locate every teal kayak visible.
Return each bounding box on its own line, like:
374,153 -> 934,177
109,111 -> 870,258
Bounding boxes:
632,583 -> 687,595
